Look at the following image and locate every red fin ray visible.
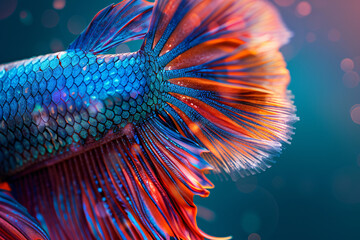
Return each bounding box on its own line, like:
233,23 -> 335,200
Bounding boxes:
142,0 -> 296,177
0,189 -> 50,240
10,121 -> 223,239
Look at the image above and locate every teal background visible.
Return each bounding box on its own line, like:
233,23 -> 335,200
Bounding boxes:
0,0 -> 359,239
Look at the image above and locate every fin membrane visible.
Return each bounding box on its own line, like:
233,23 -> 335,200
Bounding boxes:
0,187 -> 49,240
143,0 -> 297,177
10,121 -> 225,240
8,0 -> 296,239
69,0 -> 153,54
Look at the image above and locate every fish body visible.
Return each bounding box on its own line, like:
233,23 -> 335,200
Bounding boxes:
0,50 -> 161,176
0,0 -> 297,239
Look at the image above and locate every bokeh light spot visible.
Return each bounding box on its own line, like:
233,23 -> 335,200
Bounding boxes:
50,38 -> 64,52
333,167 -> 360,204
19,10 -> 33,26
342,71 -> 359,88
53,0 -> 66,10
328,29 -> 341,42
350,105 -> 360,125
296,1 -> 312,17
241,212 -> 261,234
341,58 -> 354,72
67,15 -> 86,35
248,233 -> 261,240
0,0 -> 17,20
274,0 -> 295,7
42,9 -> 59,28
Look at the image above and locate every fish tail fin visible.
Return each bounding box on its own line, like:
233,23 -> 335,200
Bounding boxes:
142,0 -> 297,177
0,183 -> 49,240
9,1 -> 296,240
9,1 -> 222,239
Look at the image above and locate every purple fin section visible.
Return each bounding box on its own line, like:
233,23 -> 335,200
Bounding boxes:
0,189 -> 49,240
11,120 -> 221,239
69,0 -> 153,54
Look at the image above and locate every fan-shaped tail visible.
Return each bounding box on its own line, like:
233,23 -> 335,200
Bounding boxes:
143,0 -> 297,177
8,0 -> 296,239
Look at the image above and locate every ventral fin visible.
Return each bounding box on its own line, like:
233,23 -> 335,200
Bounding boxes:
69,0 -> 153,54
11,120 -> 225,239
0,187 -> 50,240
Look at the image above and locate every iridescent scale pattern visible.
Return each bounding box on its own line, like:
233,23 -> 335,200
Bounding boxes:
0,50 -> 162,176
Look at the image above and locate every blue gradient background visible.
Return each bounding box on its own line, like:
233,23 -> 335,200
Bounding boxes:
0,0 -> 359,239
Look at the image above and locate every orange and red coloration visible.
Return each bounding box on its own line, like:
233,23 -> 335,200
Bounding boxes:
0,0 -> 296,239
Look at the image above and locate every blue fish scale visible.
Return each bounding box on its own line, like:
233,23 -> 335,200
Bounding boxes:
0,50 -> 164,176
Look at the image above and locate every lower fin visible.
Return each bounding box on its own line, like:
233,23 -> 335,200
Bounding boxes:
10,121 -> 228,240
0,185 -> 49,240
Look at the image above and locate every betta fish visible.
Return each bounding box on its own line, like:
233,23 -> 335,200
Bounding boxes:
0,0 -> 296,239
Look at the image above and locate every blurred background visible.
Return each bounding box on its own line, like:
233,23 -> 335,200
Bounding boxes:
0,0 -> 359,239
